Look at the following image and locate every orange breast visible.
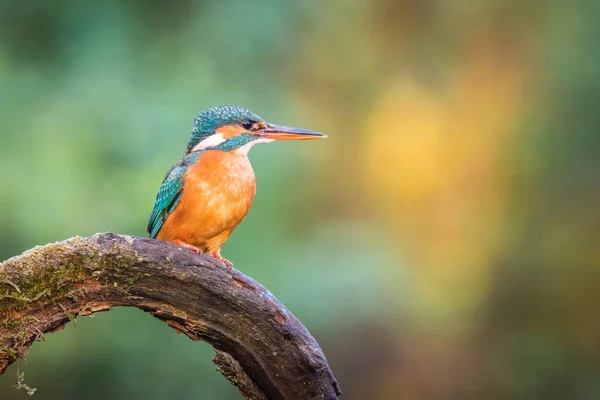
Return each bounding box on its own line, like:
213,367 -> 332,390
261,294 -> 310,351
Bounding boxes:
156,150 -> 256,253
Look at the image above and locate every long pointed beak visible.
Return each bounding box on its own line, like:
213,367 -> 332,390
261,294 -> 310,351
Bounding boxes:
257,124 -> 327,140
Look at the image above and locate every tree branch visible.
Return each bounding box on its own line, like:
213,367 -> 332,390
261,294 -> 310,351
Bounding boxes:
0,233 -> 341,399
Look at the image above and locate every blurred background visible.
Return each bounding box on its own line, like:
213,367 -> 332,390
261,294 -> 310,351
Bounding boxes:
1,0 -> 599,399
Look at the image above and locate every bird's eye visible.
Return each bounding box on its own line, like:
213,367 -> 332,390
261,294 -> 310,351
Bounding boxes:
242,120 -> 253,130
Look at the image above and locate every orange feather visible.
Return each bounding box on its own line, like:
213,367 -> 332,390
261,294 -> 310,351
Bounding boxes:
156,150 -> 256,255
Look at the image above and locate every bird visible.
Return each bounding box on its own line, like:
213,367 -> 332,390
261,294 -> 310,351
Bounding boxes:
147,105 -> 326,268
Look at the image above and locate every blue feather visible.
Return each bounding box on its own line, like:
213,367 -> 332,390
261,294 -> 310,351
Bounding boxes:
147,151 -> 202,238
186,105 -> 263,154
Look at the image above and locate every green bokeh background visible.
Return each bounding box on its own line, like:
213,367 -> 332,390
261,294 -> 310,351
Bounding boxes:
1,1 -> 599,399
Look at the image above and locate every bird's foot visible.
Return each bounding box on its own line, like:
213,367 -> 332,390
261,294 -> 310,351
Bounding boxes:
174,240 -> 201,253
212,249 -> 233,269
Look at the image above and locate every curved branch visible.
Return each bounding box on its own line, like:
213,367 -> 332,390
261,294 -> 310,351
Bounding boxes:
0,233 -> 341,399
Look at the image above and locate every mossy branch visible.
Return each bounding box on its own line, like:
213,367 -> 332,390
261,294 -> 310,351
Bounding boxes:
0,233 -> 341,400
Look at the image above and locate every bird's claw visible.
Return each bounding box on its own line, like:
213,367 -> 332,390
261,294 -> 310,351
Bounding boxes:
174,240 -> 201,253
173,241 -> 232,268
212,250 -> 233,269
217,257 -> 233,269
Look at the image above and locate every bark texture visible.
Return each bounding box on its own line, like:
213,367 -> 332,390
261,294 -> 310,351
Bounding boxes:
0,233 -> 341,400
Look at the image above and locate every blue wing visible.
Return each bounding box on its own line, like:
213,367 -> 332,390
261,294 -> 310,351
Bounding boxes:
147,151 -> 203,238
147,164 -> 187,238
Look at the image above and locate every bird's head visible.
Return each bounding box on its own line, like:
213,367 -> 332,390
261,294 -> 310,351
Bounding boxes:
185,105 -> 326,154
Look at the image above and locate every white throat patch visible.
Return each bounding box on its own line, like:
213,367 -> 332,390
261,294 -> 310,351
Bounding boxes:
191,133 -> 226,152
235,138 -> 274,155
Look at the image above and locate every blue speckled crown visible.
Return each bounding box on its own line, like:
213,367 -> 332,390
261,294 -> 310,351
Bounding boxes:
186,105 -> 263,153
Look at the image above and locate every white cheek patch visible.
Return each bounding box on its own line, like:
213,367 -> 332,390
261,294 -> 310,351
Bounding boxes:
191,133 -> 225,152
235,138 -> 274,155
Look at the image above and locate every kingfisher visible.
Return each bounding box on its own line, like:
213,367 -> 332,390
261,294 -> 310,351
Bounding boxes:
147,105 -> 326,267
